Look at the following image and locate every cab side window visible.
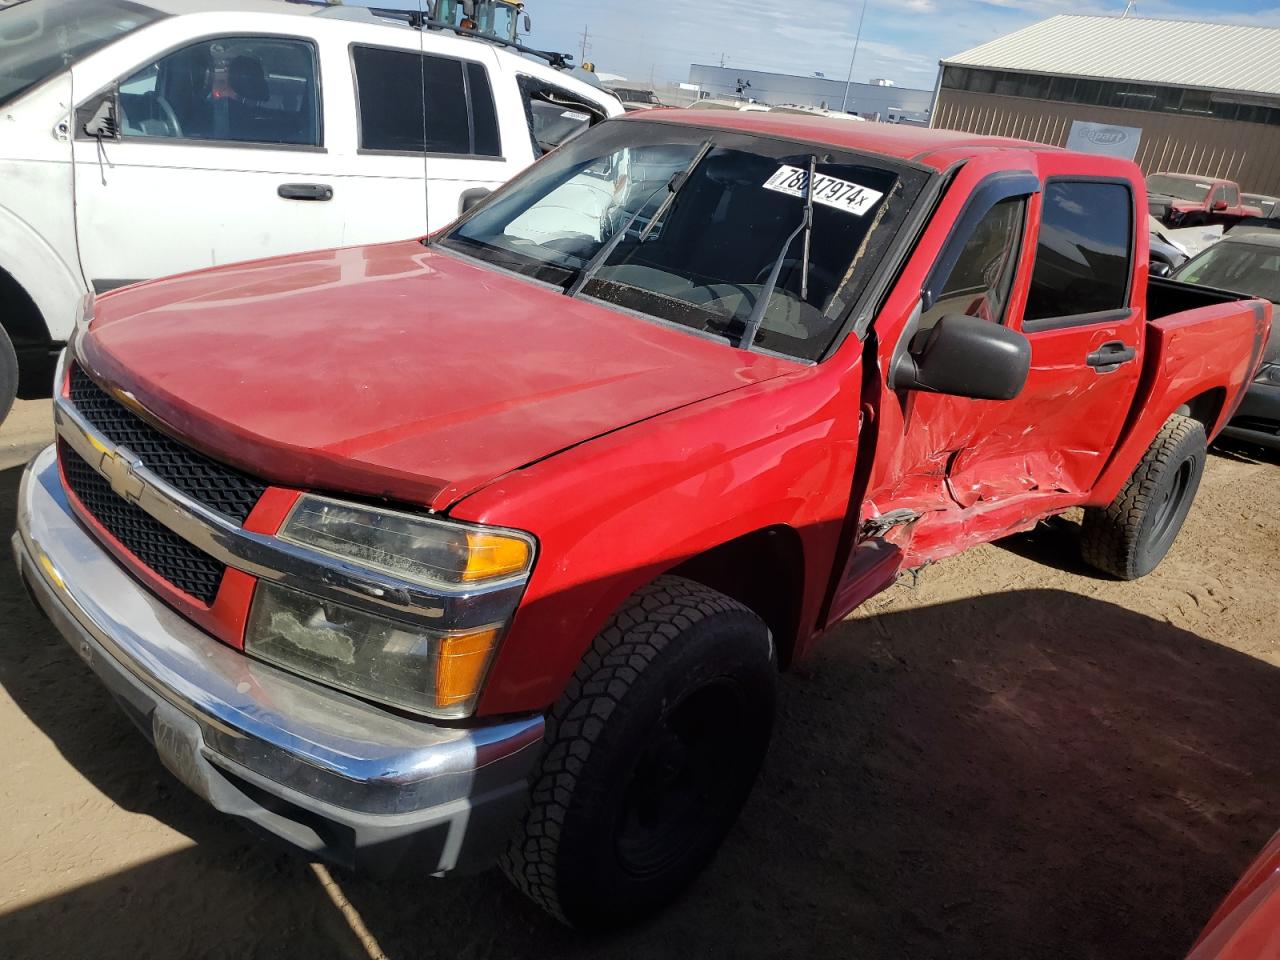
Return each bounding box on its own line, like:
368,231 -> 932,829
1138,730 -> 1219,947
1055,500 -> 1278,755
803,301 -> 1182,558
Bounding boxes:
117,37 -> 320,146
1225,184 -> 1240,206
920,196 -> 1026,331
1024,181 -> 1132,322
352,46 -> 501,157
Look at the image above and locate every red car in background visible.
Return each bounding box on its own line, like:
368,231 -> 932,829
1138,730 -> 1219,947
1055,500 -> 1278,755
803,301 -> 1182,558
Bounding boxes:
1189,830 -> 1280,959
1148,173 -> 1264,228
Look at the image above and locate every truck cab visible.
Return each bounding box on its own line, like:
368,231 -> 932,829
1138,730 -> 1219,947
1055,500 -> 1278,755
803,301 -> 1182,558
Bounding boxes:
14,113 -> 1270,929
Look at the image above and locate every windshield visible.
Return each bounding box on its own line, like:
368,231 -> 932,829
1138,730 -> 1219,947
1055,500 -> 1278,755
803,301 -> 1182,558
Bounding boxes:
1147,175 -> 1212,203
0,0 -> 162,108
439,121 -> 923,360
1174,241 -> 1280,303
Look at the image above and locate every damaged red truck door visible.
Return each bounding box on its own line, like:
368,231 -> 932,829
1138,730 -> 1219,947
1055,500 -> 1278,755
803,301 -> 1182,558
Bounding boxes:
854,148 -> 1252,575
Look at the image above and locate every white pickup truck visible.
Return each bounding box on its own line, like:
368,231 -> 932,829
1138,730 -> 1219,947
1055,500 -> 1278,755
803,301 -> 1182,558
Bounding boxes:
0,0 -> 622,419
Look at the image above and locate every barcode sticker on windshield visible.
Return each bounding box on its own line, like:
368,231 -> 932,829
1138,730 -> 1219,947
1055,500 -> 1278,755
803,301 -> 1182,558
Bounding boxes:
763,166 -> 884,216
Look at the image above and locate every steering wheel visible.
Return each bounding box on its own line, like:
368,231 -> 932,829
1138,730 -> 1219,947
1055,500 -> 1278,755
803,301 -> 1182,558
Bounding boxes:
152,93 -> 184,139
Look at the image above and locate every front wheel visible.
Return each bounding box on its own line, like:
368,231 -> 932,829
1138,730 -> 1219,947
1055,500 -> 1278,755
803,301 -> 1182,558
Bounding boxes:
0,325 -> 18,424
502,576 -> 776,928
1081,414 -> 1206,580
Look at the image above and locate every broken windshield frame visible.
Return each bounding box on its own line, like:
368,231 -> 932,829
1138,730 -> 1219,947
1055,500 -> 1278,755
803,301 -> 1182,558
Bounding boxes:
437,120 -> 932,361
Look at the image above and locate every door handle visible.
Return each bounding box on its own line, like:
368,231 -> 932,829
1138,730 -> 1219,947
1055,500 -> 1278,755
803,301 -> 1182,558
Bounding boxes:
278,183 -> 333,202
1086,341 -> 1137,371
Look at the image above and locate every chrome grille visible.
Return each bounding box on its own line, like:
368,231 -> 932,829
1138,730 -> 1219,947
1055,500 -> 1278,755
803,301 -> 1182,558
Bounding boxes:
69,365 -> 265,524
59,441 -> 226,605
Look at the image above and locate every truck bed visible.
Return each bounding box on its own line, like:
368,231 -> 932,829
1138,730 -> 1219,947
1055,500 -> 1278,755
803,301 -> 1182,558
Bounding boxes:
1146,275 -> 1258,322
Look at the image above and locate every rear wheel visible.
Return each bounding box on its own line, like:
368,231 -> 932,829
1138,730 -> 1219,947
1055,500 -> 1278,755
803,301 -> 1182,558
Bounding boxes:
502,576 -> 776,928
1081,414 -> 1206,580
0,325 -> 18,424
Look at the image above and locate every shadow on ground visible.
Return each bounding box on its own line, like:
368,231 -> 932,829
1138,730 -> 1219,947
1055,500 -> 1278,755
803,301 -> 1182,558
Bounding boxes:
1210,436 -> 1280,467
1,461 -> 1276,960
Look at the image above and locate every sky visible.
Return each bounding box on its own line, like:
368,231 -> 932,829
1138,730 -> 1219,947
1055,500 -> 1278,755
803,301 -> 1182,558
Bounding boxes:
509,0 -> 1280,91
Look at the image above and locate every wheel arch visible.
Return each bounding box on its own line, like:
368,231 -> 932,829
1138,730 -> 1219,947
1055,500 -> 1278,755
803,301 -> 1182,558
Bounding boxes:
0,203 -> 84,351
665,524 -> 807,669
1175,386 -> 1228,436
1089,386 -> 1222,507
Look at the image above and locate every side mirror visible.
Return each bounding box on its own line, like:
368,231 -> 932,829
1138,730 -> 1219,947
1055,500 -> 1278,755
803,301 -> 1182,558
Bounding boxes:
1213,199 -> 1229,212
1151,260 -> 1172,277
83,97 -> 117,139
890,314 -> 1031,401
524,13 -> 532,31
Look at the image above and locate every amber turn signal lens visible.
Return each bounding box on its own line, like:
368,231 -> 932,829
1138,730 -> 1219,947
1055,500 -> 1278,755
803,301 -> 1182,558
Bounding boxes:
462,532 -> 531,582
435,627 -> 502,708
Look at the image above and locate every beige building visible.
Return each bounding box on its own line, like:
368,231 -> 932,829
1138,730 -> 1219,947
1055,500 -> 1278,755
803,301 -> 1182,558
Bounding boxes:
932,15 -> 1280,196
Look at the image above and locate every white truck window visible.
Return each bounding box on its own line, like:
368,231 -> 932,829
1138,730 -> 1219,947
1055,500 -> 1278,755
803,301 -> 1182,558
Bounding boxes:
351,45 -> 501,158
116,36 -> 320,147
517,76 -> 605,156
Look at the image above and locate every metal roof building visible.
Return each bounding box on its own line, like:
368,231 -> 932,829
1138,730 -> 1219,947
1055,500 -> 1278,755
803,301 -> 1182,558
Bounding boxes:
931,15 -> 1280,195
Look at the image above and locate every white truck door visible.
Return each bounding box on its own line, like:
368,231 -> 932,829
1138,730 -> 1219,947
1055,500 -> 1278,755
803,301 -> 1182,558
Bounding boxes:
340,42 -> 525,238
71,33 -> 345,289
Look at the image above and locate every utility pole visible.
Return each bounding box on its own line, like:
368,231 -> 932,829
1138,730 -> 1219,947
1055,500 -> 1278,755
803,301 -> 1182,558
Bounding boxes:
840,0 -> 870,114
579,25 -> 591,63
720,52 -> 727,68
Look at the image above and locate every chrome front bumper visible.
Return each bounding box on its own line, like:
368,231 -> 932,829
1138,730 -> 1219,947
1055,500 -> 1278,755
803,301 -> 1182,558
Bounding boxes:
13,444 -> 544,875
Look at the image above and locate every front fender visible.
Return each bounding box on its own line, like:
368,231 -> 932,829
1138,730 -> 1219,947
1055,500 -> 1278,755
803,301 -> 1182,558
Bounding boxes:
455,361 -> 862,716
1089,298 -> 1270,506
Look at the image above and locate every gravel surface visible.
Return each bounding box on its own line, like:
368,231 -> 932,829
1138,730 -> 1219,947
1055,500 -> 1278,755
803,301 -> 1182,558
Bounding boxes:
1,398 -> 1277,960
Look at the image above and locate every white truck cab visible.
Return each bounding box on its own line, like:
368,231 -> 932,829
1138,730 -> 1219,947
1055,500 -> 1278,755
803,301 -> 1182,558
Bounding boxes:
0,0 -> 622,418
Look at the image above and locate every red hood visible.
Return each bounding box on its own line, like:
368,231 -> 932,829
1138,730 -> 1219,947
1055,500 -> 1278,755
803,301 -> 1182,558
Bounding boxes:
81,241 -> 797,510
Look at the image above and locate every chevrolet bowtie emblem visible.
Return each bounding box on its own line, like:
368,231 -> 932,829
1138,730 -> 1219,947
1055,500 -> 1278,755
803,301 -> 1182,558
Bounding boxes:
100,449 -> 146,504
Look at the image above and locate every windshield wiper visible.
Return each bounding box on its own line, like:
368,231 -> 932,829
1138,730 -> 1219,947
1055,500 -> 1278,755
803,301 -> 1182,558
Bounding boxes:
737,155 -> 817,350
567,139 -> 714,298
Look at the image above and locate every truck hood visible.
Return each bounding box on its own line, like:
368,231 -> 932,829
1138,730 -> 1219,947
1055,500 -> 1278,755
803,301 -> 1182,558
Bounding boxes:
80,241 -> 797,511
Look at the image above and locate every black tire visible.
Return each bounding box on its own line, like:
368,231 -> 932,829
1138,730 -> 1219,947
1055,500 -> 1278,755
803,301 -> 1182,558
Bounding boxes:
502,576 -> 776,928
0,324 -> 17,425
1081,414 -> 1206,580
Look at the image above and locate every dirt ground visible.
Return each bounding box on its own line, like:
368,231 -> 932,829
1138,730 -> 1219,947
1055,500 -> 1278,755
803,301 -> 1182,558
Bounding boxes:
1,397 -> 1277,960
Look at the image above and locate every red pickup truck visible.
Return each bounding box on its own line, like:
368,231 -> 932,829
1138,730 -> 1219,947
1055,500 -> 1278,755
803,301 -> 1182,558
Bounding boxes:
13,114 -> 1271,928
1147,172 -> 1264,228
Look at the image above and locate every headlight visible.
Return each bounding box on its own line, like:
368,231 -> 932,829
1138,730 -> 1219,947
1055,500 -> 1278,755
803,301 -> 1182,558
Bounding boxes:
248,495 -> 536,717
245,582 -> 502,718
278,494 -> 534,587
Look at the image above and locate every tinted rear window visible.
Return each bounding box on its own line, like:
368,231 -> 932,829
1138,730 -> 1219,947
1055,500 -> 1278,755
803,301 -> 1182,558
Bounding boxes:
1025,181 -> 1133,321
353,46 -> 498,156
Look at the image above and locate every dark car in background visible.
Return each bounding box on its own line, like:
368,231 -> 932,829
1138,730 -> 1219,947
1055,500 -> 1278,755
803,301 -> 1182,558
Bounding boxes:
1172,232 -> 1280,449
